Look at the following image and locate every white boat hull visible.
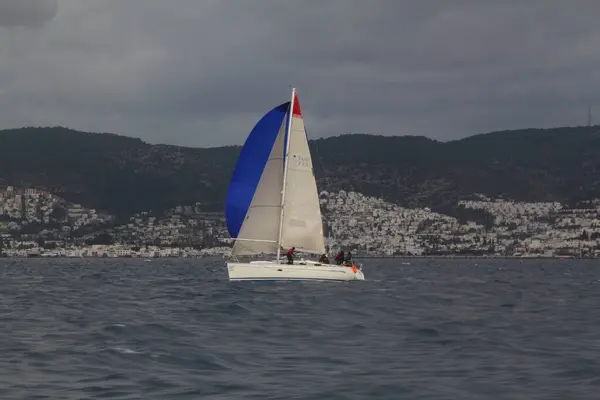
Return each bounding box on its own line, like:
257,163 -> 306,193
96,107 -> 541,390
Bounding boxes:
226,260 -> 365,281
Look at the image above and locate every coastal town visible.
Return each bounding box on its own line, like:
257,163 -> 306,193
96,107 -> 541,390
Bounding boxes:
0,186 -> 599,258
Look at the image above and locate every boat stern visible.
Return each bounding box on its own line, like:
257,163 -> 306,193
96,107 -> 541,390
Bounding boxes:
353,268 -> 365,280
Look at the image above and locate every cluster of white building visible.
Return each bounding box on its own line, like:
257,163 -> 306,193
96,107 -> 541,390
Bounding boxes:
112,208 -> 229,246
3,243 -> 231,258
322,191 -> 600,257
0,186 -> 105,231
458,195 -> 563,226
321,190 -> 458,255
5,184 -> 600,258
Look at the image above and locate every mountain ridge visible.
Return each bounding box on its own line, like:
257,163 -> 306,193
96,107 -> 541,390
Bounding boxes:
1,125 -> 600,219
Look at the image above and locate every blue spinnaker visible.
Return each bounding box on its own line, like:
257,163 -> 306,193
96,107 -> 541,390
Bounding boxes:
225,102 -> 290,238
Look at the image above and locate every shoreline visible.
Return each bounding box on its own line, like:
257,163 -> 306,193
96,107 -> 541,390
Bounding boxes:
355,255 -> 587,260
0,254 -> 590,260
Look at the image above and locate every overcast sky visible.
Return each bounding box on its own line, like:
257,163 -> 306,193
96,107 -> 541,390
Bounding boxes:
1,0 -> 599,147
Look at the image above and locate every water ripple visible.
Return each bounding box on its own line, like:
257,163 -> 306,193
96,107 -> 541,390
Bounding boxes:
0,258 -> 599,399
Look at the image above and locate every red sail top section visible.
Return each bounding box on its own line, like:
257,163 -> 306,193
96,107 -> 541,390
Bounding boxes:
292,92 -> 302,117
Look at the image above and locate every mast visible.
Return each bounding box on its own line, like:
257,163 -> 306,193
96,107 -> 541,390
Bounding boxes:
276,87 -> 296,262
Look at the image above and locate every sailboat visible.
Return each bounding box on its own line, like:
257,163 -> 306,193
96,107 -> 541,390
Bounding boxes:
224,88 -> 365,282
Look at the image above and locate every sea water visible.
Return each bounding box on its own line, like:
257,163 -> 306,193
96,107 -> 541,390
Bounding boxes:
0,257 -> 598,399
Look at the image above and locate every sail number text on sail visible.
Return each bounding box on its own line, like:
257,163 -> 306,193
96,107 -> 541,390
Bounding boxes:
293,154 -> 310,169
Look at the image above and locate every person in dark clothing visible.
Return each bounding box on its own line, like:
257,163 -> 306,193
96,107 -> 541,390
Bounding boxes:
286,247 -> 295,264
345,251 -> 352,262
343,251 -> 353,266
319,254 -> 329,264
335,251 -> 344,265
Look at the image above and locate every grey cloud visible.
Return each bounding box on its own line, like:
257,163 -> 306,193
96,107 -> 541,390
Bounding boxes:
0,0 -> 58,27
1,0 -> 600,147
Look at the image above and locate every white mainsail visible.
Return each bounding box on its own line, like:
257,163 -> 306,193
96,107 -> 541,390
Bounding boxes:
279,94 -> 326,255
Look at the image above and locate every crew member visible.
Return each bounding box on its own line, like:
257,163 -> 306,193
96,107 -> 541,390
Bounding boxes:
345,251 -> 353,263
319,254 -> 329,264
335,251 -> 345,265
286,247 -> 295,264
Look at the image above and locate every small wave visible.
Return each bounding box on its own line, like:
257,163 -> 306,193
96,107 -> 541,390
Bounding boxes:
111,347 -> 142,355
2,258 -> 600,399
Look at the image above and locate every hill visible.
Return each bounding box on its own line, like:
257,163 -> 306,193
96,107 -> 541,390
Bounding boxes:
0,127 -> 237,217
312,126 -> 600,212
1,125 -> 600,219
